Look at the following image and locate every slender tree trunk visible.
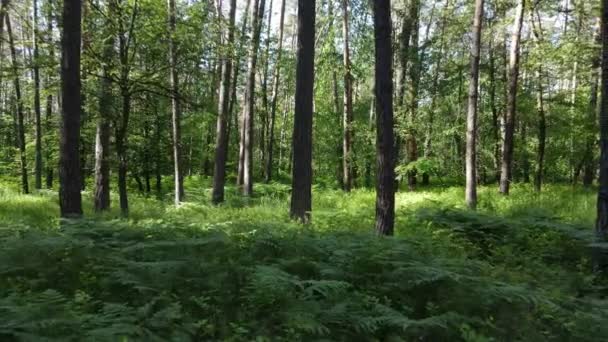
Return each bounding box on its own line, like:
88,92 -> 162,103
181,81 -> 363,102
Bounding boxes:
531,10 -> 546,192
260,0 -> 273,176
45,0 -> 55,189
597,0 -> 608,241
94,21 -> 115,211
290,0 -> 315,223
116,90 -> 130,216
33,0 -> 43,190
59,0 -> 82,217
465,0 -> 484,210
406,1 -> 420,191
211,0 -> 237,204
341,0 -> 354,192
499,0 -> 525,195
265,0 -> 286,183
585,25 -> 601,188
168,0 -> 184,205
240,0 -> 266,196
373,0 -> 395,236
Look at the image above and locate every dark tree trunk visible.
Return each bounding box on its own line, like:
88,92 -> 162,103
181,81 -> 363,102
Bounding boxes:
240,0 -> 266,196
33,0 -> 43,190
596,0 -> 608,241
290,0 -> 315,223
260,0 -> 273,176
341,0 -> 354,192
585,28 -> 601,188
531,10 -> 546,192
406,1 -> 421,192
211,0 -> 237,204
499,0 -> 525,195
264,0 -> 286,183
373,0 -> 395,236
45,0 -> 55,189
465,0 -> 484,210
6,13 -> 29,194
168,0 -> 184,205
59,0 -> 83,217
116,91 -> 130,216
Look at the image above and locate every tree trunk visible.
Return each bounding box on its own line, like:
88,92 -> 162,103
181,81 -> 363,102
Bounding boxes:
94,12 -> 115,212
45,0 -> 55,189
211,0 -> 237,204
465,0 -> 484,210
265,0 -> 286,183
596,0 -> 608,241
33,0 -> 43,190
59,0 -> 83,217
406,1 -> 420,191
499,0 -> 525,195
260,0 -> 273,177
531,10 -> 546,193
5,13 -> 29,194
290,0 -> 315,223
373,0 -> 395,236
168,0 -> 184,205
341,0 -> 354,192
240,0 -> 266,196
584,25 -> 601,188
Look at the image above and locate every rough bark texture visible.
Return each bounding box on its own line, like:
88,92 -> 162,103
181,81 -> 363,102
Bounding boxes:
59,0 -> 83,217
373,0 -> 395,236
265,0 -> 286,183
240,0 -> 266,196
168,0 -> 184,205
465,0 -> 484,210
597,0 -> 608,241
290,0 -> 315,223
341,0 -> 354,192
212,0 -> 237,204
499,0 -> 525,195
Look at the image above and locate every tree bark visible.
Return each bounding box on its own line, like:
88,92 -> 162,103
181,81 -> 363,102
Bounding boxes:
212,0 -> 237,204
465,0 -> 484,210
265,0 -> 286,183
531,10 -> 546,193
260,0 -> 273,176
341,0 -> 354,192
290,0 -> 315,223
168,0 -> 184,205
33,0 -> 43,190
59,0 -> 83,217
240,0 -> 266,196
499,0 -> 525,195
373,0 -> 395,235
584,24 -> 601,188
45,0 -> 55,189
406,1 -> 421,191
597,0 -> 608,241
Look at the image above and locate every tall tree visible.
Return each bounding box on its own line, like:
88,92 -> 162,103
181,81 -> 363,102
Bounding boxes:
45,0 -> 55,189
211,0 -> 237,204
168,0 -> 184,205
33,0 -> 43,190
59,0 -> 83,217
341,0 -> 354,192
531,9 -> 546,193
265,0 -> 286,183
499,0 -> 525,195
465,0 -> 484,210
373,0 -> 395,235
406,0 -> 421,191
290,0 -> 315,223
5,10 -> 29,194
597,0 -> 608,241
239,0 -> 266,196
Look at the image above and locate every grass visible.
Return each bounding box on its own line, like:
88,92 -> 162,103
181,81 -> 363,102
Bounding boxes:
0,178 -> 606,341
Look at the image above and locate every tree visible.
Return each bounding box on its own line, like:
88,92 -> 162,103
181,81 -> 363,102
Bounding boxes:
239,0 -> 266,196
212,0 -> 237,204
597,0 -> 608,241
33,0 -> 42,190
531,8 -> 546,193
59,0 -> 83,217
341,0 -> 354,192
465,0 -> 484,210
499,0 -> 525,195
290,0 -> 315,223
373,0 -> 395,235
168,0 -> 184,205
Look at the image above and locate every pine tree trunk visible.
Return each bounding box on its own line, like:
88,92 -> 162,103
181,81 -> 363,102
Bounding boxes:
211,0 -> 237,204
499,0 -> 525,195
531,10 -> 546,192
406,1 -> 420,191
373,0 -> 395,236
265,0 -> 286,183
33,0 -> 43,190
290,0 -> 315,223
596,0 -> 608,241
465,0 -> 484,210
45,0 -> 55,189
59,0 -> 83,217
168,0 -> 184,205
342,0 -> 354,192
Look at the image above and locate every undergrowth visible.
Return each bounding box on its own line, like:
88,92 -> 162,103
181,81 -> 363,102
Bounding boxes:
0,180 -> 606,341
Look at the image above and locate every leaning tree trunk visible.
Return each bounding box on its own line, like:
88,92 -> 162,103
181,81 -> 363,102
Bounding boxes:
59,0 -> 83,217
465,0 -> 484,210
341,0 -> 354,192
265,0 -> 286,183
373,0 -> 395,236
168,0 -> 184,205
290,0 -> 315,223
6,13 -> 29,194
211,0 -> 237,204
499,0 -> 525,195
596,0 -> 608,241
240,0 -> 266,196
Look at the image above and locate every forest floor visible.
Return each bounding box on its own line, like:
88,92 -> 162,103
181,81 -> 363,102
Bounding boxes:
0,178 -> 607,341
